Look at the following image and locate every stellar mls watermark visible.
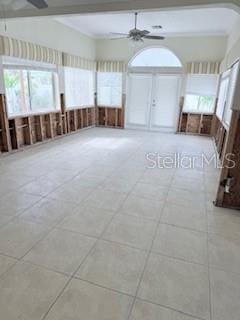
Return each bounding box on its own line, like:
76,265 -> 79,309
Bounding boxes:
145,152 -> 236,170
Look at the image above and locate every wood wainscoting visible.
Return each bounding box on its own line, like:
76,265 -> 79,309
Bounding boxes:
0,92 -> 125,155
0,94 -> 11,152
96,94 -> 125,129
215,111 -> 240,209
96,107 -> 124,129
0,93 -> 97,154
211,115 -> 228,161
178,112 -> 214,136
177,96 -> 215,136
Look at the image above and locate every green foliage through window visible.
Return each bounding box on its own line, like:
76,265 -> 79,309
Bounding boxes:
184,94 -> 215,113
4,68 -> 59,115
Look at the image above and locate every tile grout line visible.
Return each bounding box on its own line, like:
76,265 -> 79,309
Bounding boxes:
0,138 -> 143,290
137,297 -> 208,320
126,167 -> 175,320
40,165 -> 136,320
0,130 -> 232,320
204,168 -> 213,320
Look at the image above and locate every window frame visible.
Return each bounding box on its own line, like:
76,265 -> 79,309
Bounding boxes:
97,71 -> 123,108
3,64 -> 60,117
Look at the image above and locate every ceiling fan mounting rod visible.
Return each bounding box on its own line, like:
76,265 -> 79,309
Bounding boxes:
135,12 -> 138,29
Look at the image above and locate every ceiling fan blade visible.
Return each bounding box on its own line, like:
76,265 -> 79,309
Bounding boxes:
110,32 -> 129,36
110,37 -> 128,40
140,30 -> 150,35
27,0 -> 48,9
144,35 -> 165,40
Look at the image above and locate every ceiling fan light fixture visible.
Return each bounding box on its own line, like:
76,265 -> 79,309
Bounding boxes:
129,38 -> 143,49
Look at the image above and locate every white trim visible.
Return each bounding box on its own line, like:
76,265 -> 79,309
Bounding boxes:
3,64 -> 58,73
128,66 -> 183,74
2,56 -> 57,71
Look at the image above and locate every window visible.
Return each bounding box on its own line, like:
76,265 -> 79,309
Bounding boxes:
215,63 -> 240,126
29,70 -> 56,111
184,74 -> 219,113
97,72 -> 122,107
222,63 -> 239,126
4,68 -> 60,116
184,94 -> 216,113
216,75 -> 230,120
64,67 -> 94,109
130,47 -> 182,67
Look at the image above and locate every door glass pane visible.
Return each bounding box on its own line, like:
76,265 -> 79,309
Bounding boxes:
127,74 -> 152,126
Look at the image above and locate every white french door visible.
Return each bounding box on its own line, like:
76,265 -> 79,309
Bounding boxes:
125,73 -> 153,129
126,73 -> 181,132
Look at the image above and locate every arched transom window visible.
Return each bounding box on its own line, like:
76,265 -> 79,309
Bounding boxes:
130,47 -> 182,67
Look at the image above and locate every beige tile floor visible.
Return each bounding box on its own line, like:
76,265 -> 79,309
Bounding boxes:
0,128 -> 240,320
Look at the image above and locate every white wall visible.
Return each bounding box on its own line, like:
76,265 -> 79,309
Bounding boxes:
0,18 -> 96,60
96,36 -> 228,64
0,17 -> 232,70
221,17 -> 240,71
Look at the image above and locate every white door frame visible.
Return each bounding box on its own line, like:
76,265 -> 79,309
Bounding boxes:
125,67 -> 183,132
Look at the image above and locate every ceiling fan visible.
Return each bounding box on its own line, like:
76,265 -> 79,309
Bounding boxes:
0,0 -> 48,10
110,12 -> 165,42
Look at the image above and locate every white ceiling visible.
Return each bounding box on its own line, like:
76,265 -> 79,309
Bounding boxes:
0,0 -> 125,9
56,8 -> 239,39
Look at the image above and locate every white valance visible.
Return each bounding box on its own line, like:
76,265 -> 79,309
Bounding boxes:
63,53 -> 96,71
185,61 -> 221,74
0,36 -> 62,65
97,61 -> 126,73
